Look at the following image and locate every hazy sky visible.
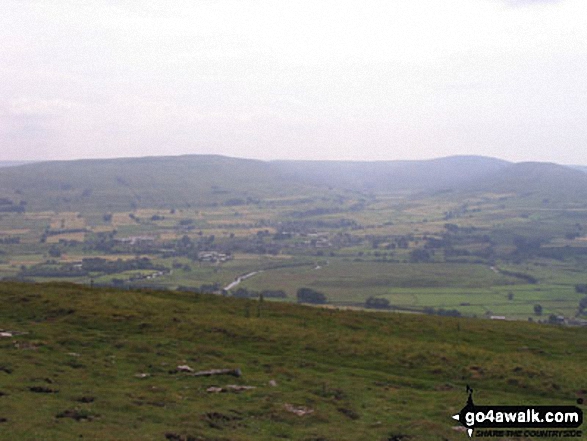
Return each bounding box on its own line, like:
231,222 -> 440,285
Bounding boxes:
1,0 -> 586,163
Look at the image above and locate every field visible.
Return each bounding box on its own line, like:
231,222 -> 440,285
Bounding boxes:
1,185 -> 587,324
0,281 -> 586,440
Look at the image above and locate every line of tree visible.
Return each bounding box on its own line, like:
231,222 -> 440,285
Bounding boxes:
81,257 -> 166,274
498,269 -> 538,284
231,288 -> 286,299
0,236 -> 20,244
19,265 -> 87,278
423,307 -> 462,317
0,205 -> 25,213
364,296 -> 390,309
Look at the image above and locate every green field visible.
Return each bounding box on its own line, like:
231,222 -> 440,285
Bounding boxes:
1,191 -> 587,323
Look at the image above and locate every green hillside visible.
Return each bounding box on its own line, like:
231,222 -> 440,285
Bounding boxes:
0,282 -> 585,440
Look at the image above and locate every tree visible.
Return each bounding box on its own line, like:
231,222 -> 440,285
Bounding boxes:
365,297 -> 390,309
578,296 -> 587,315
548,314 -> 562,324
179,235 -> 193,247
48,246 -> 61,258
233,288 -> 252,298
513,236 -> 542,255
111,278 -> 125,287
534,304 -> 543,316
409,249 -> 431,263
260,290 -> 287,298
296,287 -> 327,304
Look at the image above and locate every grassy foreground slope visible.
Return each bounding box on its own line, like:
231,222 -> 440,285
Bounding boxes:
0,282 -> 586,441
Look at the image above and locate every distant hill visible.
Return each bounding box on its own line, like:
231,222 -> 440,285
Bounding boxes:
0,161 -> 36,168
570,165 -> 587,174
1,154 -> 586,212
271,155 -> 510,193
0,155 -> 320,212
460,162 -> 587,202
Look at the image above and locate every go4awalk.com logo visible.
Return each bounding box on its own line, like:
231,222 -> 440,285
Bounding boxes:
452,386 -> 584,438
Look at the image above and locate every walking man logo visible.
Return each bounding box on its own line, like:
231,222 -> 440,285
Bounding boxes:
452,385 -> 475,438
451,385 -> 583,438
